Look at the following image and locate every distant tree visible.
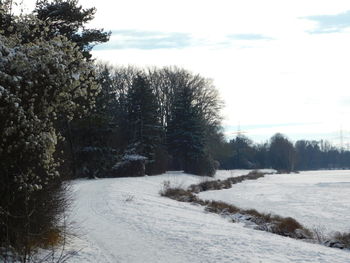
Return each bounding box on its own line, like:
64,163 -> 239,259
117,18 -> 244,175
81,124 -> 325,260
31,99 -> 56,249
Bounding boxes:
228,135 -> 257,169
269,133 -> 296,171
295,140 -> 309,170
255,142 -> 269,168
295,140 -> 321,170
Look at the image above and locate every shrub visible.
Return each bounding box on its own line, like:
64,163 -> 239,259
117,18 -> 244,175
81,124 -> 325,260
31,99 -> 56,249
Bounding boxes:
160,181 -> 198,202
273,217 -> 302,235
333,232 -> 350,249
312,227 -> 327,243
205,201 -> 240,214
110,154 -> 147,177
188,170 -> 266,193
264,216 -> 311,239
184,153 -> 217,177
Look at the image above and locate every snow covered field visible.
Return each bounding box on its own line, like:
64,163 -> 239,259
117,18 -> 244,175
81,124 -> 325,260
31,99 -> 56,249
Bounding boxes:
199,170 -> 350,233
65,170 -> 350,263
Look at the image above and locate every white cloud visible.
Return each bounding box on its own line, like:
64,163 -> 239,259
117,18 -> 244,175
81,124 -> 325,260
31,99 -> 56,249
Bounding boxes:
20,0 -> 350,142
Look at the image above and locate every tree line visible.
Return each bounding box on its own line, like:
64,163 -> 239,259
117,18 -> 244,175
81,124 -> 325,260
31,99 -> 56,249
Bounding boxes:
215,133 -> 350,172
69,65 -> 223,179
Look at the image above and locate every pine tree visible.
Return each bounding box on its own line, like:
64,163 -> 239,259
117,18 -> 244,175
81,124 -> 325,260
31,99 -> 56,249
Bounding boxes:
34,0 -> 110,59
126,74 -> 163,166
167,85 -> 215,176
71,65 -> 120,178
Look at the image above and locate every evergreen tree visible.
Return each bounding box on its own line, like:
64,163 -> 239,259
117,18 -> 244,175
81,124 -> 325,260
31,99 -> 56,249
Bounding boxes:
71,64 -> 120,178
167,85 -> 215,176
126,74 -> 164,173
34,0 -> 110,59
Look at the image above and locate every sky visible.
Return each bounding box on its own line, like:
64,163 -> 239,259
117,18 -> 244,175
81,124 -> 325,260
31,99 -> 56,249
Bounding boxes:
22,0 -> 350,145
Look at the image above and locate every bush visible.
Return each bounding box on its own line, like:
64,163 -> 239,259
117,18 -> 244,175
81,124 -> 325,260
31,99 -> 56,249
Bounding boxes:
333,232 -> 350,249
275,217 -> 302,233
160,181 -> 198,202
184,153 -> 217,177
110,154 -> 147,177
188,170 -> 266,193
205,201 -> 240,214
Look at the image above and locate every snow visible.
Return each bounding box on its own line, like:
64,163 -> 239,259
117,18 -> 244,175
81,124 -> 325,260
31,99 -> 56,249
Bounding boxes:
199,170 -> 350,234
122,154 -> 148,161
65,170 -> 350,263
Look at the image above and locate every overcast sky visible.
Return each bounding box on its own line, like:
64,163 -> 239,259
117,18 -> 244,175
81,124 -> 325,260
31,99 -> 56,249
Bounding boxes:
23,0 -> 350,144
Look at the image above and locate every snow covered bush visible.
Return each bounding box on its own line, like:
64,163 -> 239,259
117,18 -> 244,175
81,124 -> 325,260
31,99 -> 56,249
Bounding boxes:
0,14 -> 99,259
111,154 -> 148,177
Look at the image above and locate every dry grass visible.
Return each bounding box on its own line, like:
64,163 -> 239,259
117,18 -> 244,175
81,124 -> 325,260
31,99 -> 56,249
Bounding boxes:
160,181 -> 198,202
275,217 -> 302,233
161,180 -> 311,240
333,232 -> 350,249
27,228 -> 64,250
205,200 -> 311,239
189,170 -> 268,193
205,201 -> 240,214
160,170 -> 350,249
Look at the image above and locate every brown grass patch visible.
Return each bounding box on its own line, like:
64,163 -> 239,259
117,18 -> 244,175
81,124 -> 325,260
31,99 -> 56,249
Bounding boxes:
160,181 -> 198,202
333,232 -> 350,249
205,201 -> 240,214
189,170 -> 268,193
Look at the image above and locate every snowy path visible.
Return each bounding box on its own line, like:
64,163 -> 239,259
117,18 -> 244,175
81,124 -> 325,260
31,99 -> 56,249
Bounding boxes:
67,172 -> 350,263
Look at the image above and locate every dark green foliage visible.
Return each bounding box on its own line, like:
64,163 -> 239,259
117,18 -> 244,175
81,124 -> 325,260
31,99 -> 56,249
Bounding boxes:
229,136 -> 257,169
215,130 -> 350,171
127,75 -> 162,158
146,145 -> 169,175
68,65 -> 120,178
110,155 -> 147,177
125,73 -> 167,175
81,66 -> 221,178
34,0 -> 110,59
167,84 -> 216,176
